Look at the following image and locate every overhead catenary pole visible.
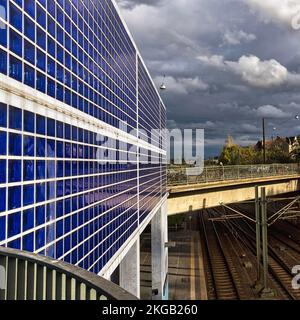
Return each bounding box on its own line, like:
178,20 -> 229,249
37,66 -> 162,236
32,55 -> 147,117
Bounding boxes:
262,118 -> 266,164
255,186 -> 262,288
260,187 -> 274,297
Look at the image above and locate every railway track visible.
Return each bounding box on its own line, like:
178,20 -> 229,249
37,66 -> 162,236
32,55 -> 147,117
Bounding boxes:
200,202 -> 300,300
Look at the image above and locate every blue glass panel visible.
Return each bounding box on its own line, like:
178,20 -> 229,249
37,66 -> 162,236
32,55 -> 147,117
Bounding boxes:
56,121 -> 63,138
24,15 -> 35,41
47,118 -> 55,136
0,103 -> 7,127
24,0 -> 35,19
37,27 -> 46,49
23,184 -> 34,206
23,208 -> 34,231
56,239 -> 63,257
37,49 -> 46,71
8,238 -> 21,249
0,159 -> 6,183
8,186 -> 21,210
24,64 -> 35,88
36,182 -> 45,202
56,180 -> 63,197
36,115 -> 45,134
8,211 -> 21,237
9,55 -> 22,81
35,205 -> 45,226
36,71 -> 46,93
0,131 -> 6,156
23,135 -> 34,156
0,48 -> 7,75
10,3 -> 22,32
0,187 -> 6,212
46,202 -> 55,221
47,181 -> 55,200
24,110 -> 34,132
8,159 -> 21,182
9,133 -> 22,156
0,22 -> 7,47
47,37 -> 55,57
47,160 -> 55,179
9,106 -> 22,130
23,233 -> 34,251
23,160 -> 34,181
37,4 -> 46,28
35,228 -> 45,249
24,40 -> 35,64
10,29 -> 22,56
36,137 -> 45,157
36,160 -> 45,179
0,216 -> 5,241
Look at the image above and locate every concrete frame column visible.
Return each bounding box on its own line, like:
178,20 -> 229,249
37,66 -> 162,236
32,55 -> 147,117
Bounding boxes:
119,237 -> 140,298
151,200 -> 168,300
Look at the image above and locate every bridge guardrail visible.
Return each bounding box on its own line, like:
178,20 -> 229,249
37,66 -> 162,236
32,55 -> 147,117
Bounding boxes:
0,246 -> 137,300
167,163 -> 300,186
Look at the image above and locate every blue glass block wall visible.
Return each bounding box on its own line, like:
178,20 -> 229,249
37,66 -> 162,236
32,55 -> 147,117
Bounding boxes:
0,0 -> 167,274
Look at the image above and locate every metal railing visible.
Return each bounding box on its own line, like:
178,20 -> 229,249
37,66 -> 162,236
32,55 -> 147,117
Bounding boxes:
0,246 -> 137,300
167,163 -> 300,186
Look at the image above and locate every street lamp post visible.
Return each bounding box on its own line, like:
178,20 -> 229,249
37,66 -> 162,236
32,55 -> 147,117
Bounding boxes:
262,118 -> 266,164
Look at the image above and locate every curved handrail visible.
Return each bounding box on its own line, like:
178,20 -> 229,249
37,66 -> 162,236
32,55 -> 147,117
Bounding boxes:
0,246 -> 137,300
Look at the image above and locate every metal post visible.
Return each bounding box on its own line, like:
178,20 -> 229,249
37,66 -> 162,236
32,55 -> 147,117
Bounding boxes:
255,186 -> 262,288
260,187 -> 274,297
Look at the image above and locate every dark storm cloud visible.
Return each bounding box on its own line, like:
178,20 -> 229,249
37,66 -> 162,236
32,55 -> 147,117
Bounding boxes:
116,0 -> 300,157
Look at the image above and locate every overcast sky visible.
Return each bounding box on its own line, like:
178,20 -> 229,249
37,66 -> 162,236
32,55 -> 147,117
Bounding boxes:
116,0 -> 300,158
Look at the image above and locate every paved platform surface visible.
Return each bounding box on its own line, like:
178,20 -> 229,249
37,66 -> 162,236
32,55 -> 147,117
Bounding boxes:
140,221 -> 207,300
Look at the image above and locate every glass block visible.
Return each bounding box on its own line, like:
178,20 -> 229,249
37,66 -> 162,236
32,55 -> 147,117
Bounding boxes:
9,133 -> 21,156
0,49 -> 7,75
9,55 -> 22,81
23,208 -> 34,231
23,184 -> 34,206
0,159 -> 6,183
9,3 -> 22,32
36,183 -> 46,202
24,110 -> 34,132
0,216 -> 5,241
35,205 -> 45,226
8,159 -> 21,182
23,233 -> 34,252
35,228 -> 45,250
36,137 -> 45,157
8,238 -> 21,249
8,211 -> 21,237
9,106 -> 22,130
8,186 -> 21,210
0,131 -> 6,155
23,160 -> 34,181
23,135 -> 34,156
24,64 -> 35,88
36,160 -> 45,179
0,103 -> 7,127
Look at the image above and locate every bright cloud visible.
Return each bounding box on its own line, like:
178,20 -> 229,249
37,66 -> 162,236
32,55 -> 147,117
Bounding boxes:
257,105 -> 289,118
245,0 -> 300,29
199,54 -> 290,88
222,30 -> 256,45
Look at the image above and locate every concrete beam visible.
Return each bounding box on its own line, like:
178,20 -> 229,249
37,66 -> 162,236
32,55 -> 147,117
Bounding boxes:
119,238 -> 140,298
151,201 -> 168,300
168,176 -> 300,215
